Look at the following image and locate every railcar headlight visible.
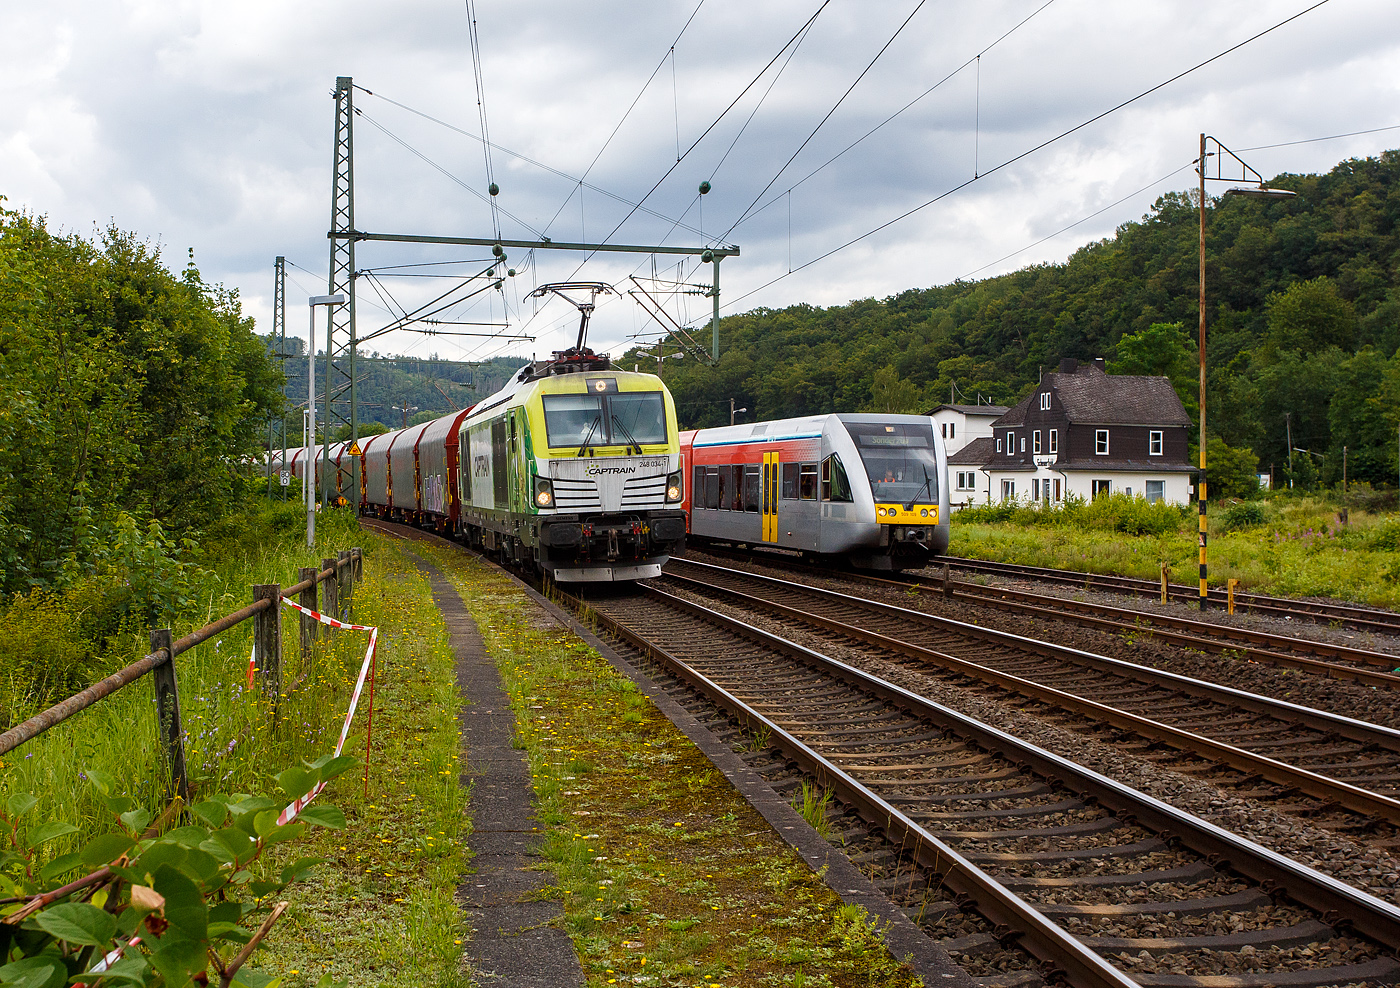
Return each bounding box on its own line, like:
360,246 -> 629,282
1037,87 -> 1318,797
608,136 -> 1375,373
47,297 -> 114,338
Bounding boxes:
534,477 -> 554,508
666,472 -> 682,503
920,508 -> 928,517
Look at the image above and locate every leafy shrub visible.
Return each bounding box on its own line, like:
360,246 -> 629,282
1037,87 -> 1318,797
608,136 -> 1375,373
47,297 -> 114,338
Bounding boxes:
0,592 -> 95,727
1222,501 -> 1268,531
0,757 -> 352,988
1367,517 -> 1400,552
956,493 -> 1187,536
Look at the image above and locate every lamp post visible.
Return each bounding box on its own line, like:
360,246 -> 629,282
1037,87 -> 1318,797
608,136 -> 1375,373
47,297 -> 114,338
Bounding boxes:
729,399 -> 747,426
306,294 -> 347,548
1196,134 -> 1295,610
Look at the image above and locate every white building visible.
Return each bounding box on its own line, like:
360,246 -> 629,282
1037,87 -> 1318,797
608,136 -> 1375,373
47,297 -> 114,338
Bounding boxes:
927,404 -> 1007,509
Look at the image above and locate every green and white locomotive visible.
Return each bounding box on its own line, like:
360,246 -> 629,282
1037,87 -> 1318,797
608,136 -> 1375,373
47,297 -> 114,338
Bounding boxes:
457,348 -> 688,581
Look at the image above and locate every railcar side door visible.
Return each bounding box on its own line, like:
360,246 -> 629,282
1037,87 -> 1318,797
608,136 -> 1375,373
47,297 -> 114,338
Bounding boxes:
762,451 -> 779,542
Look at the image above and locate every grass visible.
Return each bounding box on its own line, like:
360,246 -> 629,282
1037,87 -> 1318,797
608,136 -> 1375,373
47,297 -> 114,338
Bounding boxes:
952,493 -> 1400,608
414,538 -> 922,988
0,503 -> 474,988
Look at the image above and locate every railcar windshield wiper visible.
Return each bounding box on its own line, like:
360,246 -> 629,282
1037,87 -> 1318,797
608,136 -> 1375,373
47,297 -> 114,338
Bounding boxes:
904,465 -> 932,511
576,415 -> 602,456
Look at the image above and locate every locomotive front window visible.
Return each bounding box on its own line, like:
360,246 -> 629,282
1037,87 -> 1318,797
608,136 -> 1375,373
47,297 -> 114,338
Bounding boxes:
542,394 -> 604,447
609,393 -> 668,445
848,422 -> 940,505
541,391 -> 668,448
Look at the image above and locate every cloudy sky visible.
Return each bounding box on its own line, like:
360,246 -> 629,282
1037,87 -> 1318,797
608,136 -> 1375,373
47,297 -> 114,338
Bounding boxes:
3,0 -> 1398,366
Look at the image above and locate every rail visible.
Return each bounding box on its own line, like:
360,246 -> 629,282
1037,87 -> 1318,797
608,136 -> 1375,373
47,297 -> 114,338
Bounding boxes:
0,547 -> 365,801
561,582 -> 1400,985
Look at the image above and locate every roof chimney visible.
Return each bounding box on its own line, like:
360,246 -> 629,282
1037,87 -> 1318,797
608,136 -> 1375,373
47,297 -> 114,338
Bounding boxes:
1058,358 -> 1078,374
1093,357 -> 1106,372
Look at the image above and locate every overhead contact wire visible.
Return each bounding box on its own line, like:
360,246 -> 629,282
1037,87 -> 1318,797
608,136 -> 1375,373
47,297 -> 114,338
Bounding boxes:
723,0 -> 1333,312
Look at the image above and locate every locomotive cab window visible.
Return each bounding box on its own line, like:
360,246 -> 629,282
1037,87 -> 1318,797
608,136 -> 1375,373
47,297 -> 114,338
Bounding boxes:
821,454 -> 854,502
541,391 -> 668,448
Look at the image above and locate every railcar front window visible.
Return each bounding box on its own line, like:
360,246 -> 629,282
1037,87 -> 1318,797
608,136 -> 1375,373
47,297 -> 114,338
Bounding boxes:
849,423 -> 941,504
542,395 -> 603,447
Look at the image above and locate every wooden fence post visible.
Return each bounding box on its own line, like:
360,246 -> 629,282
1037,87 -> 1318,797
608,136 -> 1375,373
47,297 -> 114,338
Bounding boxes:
254,585 -> 282,708
338,549 -> 352,614
299,567 -> 319,657
352,547 -> 363,582
150,629 -> 189,803
321,558 -> 340,625
1160,562 -> 1170,605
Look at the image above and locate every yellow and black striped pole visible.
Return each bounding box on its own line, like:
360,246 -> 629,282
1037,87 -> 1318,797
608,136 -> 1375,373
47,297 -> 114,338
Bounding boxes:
1197,133 -> 1209,611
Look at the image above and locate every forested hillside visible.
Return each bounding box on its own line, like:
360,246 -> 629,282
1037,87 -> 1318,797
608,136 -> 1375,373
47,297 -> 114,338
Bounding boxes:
258,346 -> 524,437
643,149 -> 1400,490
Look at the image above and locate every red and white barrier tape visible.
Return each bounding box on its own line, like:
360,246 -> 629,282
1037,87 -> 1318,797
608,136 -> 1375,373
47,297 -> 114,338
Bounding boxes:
274,597 -> 379,826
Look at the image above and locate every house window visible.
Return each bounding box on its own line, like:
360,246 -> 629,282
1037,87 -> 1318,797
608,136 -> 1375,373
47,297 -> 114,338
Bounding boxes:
1149,430 -> 1163,456
1096,429 -> 1109,455
996,437 -> 1002,453
1092,479 -> 1111,498
1039,392 -> 1051,410
1052,479 -> 1061,502
1032,479 -> 1040,500
1033,430 -> 1041,454
949,422 -> 955,438
1007,434 -> 1015,456
1049,429 -> 1058,453
1020,437 -> 1026,453
941,423 -> 947,438
1145,479 -> 1164,503
1001,479 -> 1015,501
956,471 -> 976,491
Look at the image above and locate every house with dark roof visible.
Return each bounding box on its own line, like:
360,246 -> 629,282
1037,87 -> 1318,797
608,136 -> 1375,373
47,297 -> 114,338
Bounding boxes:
925,403 -> 1009,508
984,357 -> 1194,505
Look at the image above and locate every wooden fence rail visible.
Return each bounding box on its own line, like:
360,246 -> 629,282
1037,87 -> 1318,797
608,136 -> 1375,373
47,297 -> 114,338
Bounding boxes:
0,547 -> 364,801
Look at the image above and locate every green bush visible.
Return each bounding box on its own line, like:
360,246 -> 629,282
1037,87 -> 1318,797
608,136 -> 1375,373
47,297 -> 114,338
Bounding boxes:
1221,501 -> 1268,531
955,493 -> 1187,536
0,758 -> 352,988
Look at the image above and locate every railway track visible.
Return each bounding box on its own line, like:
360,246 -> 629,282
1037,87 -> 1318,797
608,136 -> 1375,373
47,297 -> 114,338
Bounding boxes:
692,545 -> 1400,689
661,557 -> 1400,849
939,555 -> 1400,637
569,580 -> 1400,988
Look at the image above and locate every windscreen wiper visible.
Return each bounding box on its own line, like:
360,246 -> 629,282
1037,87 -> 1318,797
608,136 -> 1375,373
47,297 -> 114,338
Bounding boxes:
576,415 -> 602,457
904,465 -> 933,511
611,416 -> 642,456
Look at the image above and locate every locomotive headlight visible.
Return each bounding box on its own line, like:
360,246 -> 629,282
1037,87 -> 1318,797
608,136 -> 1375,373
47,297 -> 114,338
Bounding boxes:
534,477 -> 554,508
920,508 -> 928,517
665,472 -> 682,503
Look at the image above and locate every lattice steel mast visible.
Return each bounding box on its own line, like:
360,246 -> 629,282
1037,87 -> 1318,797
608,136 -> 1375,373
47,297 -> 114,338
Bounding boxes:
322,76 -> 358,506
272,255 -> 287,499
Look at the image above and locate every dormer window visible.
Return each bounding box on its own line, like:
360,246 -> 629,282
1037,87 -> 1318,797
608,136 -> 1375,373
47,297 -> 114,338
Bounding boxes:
996,437 -> 1002,453
1096,430 -> 1110,455
1039,392 -> 1051,410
